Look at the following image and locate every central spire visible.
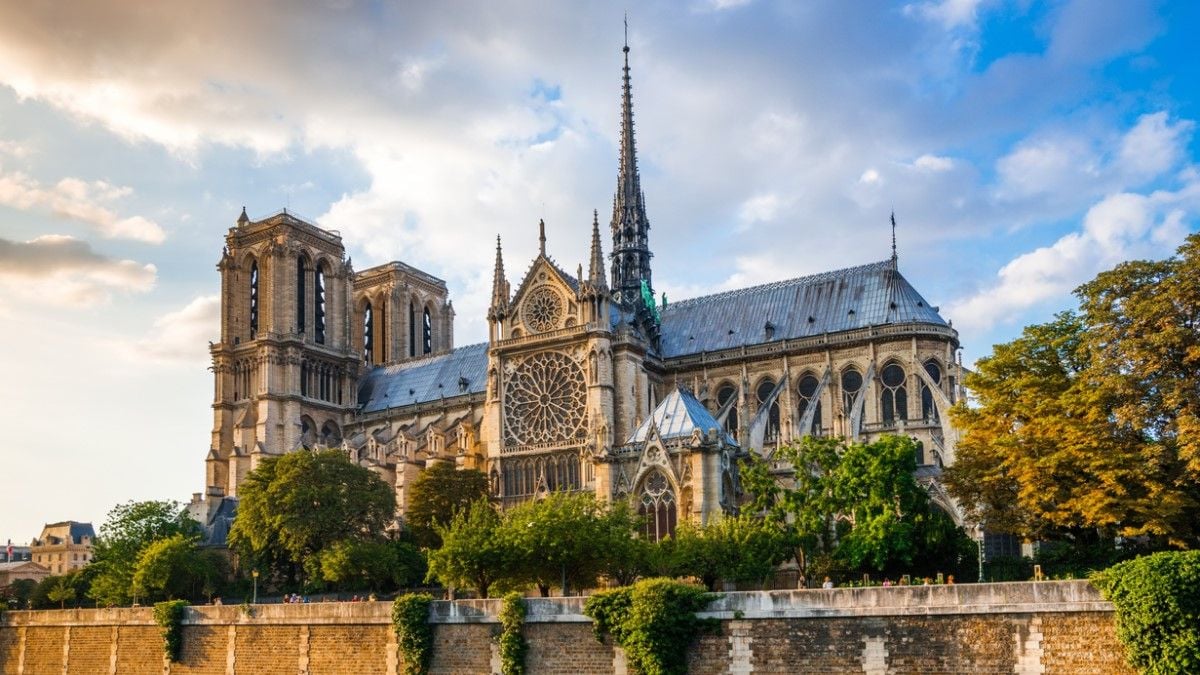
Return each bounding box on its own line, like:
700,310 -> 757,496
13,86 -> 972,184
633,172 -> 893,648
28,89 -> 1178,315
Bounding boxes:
610,23 -> 653,311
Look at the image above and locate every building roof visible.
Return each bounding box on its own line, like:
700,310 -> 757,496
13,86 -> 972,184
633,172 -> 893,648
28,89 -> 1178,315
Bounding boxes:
0,561 -> 48,573
36,521 -> 95,545
202,498 -> 238,547
657,260 -> 948,358
626,386 -> 737,446
357,342 -> 489,414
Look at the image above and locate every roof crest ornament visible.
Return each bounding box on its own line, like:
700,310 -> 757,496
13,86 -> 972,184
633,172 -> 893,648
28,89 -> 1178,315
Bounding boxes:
890,210 -> 898,269
538,218 -> 547,257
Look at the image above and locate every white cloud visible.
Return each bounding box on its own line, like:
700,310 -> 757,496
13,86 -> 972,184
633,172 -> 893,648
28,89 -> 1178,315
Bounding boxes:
0,167 -> 166,243
1118,112 -> 1194,180
905,0 -> 986,30
912,154 -> 955,172
736,192 -> 783,230
129,295 -> 220,365
859,168 -> 881,184
0,235 -> 157,306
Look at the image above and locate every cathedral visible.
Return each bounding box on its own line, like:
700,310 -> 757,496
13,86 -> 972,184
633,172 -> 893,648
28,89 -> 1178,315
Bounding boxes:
191,41 -> 965,542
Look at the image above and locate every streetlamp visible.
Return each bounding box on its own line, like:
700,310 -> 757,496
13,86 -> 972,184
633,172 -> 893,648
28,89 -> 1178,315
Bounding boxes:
975,523 -> 985,583
252,569 -> 259,604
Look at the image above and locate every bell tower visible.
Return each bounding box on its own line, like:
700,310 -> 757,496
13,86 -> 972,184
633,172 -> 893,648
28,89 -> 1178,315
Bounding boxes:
207,208 -> 359,501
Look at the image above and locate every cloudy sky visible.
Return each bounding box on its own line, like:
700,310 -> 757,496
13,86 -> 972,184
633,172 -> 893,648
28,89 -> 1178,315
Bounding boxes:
1,0 -> 1197,543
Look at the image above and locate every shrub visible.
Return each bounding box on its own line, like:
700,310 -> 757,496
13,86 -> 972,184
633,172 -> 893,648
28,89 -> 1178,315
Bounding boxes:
152,599 -> 189,662
498,592 -> 527,675
391,593 -> 434,675
1092,551 -> 1200,674
584,578 -> 718,675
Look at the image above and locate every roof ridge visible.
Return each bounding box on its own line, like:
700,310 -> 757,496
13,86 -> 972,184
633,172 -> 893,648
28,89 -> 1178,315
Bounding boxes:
375,342 -> 487,373
664,259 -> 894,310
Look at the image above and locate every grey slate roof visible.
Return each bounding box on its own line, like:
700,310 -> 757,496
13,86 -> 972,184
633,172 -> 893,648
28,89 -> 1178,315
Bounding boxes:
657,260 -> 947,358
202,498 -> 238,548
358,342 -> 489,414
626,386 -> 737,446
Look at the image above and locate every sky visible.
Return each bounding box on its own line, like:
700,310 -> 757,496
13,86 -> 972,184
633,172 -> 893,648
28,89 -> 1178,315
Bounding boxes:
1,0 -> 1198,544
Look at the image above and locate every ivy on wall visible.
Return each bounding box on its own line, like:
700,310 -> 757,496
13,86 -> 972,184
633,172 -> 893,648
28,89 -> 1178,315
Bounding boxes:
392,593 -> 434,675
152,600 -> 189,663
584,578 -> 719,675
498,592 -> 528,675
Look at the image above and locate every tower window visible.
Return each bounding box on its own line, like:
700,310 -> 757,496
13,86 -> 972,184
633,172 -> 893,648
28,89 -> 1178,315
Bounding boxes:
423,307 -> 432,354
409,302 -> 416,357
249,261 -> 259,337
296,257 -> 306,334
797,374 -> 822,436
880,363 -> 908,425
315,263 -> 326,345
363,302 -> 374,364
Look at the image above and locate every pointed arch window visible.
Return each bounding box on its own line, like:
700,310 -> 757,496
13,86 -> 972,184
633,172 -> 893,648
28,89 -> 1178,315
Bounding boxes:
423,307 -> 432,354
921,359 -> 942,421
756,378 -> 781,442
363,302 -> 374,364
409,302 -> 416,357
249,261 -> 259,337
315,263 -> 327,345
717,384 -> 738,436
797,374 -> 822,436
296,257 -> 306,334
880,363 -> 908,425
841,368 -> 863,417
638,470 -> 677,542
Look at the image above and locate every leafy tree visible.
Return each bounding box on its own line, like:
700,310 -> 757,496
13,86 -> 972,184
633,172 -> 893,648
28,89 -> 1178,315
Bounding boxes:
131,534 -> 226,603
88,500 -> 202,606
1,577 -> 36,609
503,492 -> 634,596
46,576 -> 76,609
1093,551 -> 1200,674
948,234 -> 1200,548
426,498 -> 511,598
31,572 -> 88,609
404,462 -> 488,549
317,539 -> 426,592
670,515 -> 794,590
228,448 -> 396,581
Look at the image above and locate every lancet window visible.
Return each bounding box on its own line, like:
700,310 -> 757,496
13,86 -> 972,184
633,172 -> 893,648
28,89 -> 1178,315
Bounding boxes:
363,302 -> 374,364
423,307 -> 432,354
880,363 -> 908,426
409,302 -> 416,357
315,263 -> 327,345
717,384 -> 738,436
921,359 -> 942,421
638,470 -> 677,542
797,374 -> 822,436
249,261 -> 259,337
841,368 -> 863,417
756,378 -> 781,442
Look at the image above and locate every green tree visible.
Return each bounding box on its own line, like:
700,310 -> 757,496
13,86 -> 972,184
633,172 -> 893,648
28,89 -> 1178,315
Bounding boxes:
948,235 -> 1200,548
317,539 -> 426,592
1,578 -> 37,609
46,576 -> 76,609
87,500 -> 202,606
131,534 -> 226,603
426,498 -> 511,598
404,462 -> 489,549
670,515 -> 794,591
228,448 -> 396,582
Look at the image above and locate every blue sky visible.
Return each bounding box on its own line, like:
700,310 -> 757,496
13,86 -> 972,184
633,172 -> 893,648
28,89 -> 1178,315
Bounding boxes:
1,0 -> 1197,542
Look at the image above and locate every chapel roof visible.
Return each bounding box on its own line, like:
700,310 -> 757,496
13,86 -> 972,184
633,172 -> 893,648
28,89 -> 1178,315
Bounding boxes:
657,259 -> 948,358
357,342 -> 489,414
625,385 -> 737,446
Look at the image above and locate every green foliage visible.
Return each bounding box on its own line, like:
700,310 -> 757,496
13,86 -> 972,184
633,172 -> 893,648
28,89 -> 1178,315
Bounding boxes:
228,448 -> 396,584
949,234 -> 1200,548
405,462 -> 489,549
88,500 -> 201,606
391,593 -> 434,675
153,599 -> 189,662
1092,551 -> 1200,674
317,539 -> 426,592
31,571 -> 89,610
131,534 -> 226,603
498,592 -> 527,675
426,498 -> 510,598
46,576 -> 77,609
584,578 -> 718,675
1,577 -> 36,609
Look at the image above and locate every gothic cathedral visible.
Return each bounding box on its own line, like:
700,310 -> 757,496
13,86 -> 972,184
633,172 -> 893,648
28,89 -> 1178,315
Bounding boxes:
192,41 -> 965,541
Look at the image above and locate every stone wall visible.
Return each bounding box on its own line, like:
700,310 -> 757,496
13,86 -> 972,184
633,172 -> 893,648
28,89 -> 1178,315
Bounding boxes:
0,581 -> 1132,674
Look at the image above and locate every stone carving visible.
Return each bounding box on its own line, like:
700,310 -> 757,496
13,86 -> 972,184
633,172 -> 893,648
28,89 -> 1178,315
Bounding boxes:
522,286 -> 564,333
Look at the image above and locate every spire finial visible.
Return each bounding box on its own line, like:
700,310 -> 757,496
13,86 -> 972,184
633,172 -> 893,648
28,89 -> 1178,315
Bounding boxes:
624,13 -> 629,52
588,209 -> 607,289
491,235 -> 508,308
890,210 -> 898,267
538,219 -> 547,256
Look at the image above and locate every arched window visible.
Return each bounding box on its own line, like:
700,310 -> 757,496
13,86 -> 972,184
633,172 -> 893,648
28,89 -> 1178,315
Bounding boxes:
315,263 -> 327,345
363,302 -> 374,364
756,378 -> 780,442
717,384 -> 738,436
797,374 -> 822,436
249,261 -> 259,336
841,368 -> 863,417
409,302 -> 416,357
320,421 -> 341,446
880,363 -> 907,425
638,470 -> 677,542
921,359 -> 942,421
423,307 -> 432,354
296,257 -> 306,334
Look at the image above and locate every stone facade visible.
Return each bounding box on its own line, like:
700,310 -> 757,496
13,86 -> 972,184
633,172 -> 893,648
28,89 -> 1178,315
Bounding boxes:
28,523 -> 93,576
0,581 -> 1132,674
191,41 -> 965,536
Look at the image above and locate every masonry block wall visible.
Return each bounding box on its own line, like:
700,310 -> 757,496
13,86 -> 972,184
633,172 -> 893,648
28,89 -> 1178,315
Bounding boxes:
0,581 -> 1132,675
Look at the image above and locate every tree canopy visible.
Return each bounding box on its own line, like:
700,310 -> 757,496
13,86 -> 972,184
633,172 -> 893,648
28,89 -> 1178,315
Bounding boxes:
404,461 -> 488,549
947,233 -> 1200,549
131,534 -> 226,603
87,500 -> 202,606
425,498 -> 510,598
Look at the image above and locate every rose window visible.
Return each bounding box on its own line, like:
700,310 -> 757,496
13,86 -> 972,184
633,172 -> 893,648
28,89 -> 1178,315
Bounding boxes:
522,286 -> 564,333
503,352 -> 586,446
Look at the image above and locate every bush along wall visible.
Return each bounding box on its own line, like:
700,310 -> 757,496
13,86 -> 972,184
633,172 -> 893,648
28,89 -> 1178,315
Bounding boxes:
1092,551 -> 1200,674
584,578 -> 719,675
391,593 -> 434,675
152,600 -> 189,663
498,591 -> 528,675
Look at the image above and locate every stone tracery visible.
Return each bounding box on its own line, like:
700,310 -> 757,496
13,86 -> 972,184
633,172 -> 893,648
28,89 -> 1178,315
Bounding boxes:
522,286 -> 564,333
503,351 -> 587,446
